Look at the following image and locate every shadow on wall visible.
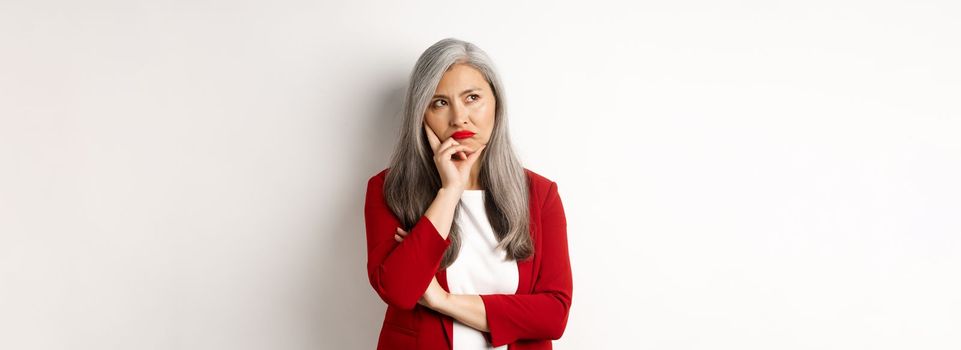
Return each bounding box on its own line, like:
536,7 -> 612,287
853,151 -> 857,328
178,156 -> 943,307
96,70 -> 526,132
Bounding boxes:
306,77 -> 408,348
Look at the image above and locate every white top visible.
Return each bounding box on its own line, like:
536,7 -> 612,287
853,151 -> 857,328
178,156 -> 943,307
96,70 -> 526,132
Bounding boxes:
447,190 -> 519,350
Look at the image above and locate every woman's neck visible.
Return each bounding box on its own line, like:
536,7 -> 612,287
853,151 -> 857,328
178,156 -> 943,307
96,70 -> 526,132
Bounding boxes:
464,161 -> 483,190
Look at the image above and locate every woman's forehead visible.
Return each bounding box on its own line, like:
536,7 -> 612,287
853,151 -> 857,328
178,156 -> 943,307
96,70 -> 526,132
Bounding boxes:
435,65 -> 488,93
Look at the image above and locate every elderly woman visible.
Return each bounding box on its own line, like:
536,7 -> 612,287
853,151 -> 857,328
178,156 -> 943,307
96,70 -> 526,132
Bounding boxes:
364,37 -> 572,350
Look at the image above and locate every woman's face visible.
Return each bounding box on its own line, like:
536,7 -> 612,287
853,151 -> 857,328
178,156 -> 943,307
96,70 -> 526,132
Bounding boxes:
424,63 -> 495,155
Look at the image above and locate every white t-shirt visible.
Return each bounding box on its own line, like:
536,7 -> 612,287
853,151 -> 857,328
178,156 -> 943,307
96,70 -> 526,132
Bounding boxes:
446,190 -> 519,350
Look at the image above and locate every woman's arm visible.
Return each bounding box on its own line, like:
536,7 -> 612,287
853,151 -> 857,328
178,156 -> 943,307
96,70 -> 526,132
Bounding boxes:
364,172 -> 462,310
423,181 -> 573,346
430,293 -> 490,332
424,187 -> 462,240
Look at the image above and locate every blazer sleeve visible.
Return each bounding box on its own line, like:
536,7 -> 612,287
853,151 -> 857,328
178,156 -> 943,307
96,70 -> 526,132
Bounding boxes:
479,181 -> 573,346
364,173 -> 452,310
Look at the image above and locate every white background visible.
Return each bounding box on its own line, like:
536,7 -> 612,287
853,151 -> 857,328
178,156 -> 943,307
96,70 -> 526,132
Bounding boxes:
2,1 -> 959,349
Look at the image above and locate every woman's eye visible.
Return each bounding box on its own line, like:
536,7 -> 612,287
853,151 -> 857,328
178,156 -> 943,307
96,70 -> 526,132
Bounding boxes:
467,94 -> 479,102
433,100 -> 447,108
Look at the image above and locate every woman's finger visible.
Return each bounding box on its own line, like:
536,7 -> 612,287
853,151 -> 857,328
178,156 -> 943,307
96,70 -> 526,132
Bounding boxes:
396,227 -> 408,235
435,137 -> 461,157
448,145 -> 473,160
395,234 -> 403,242
437,144 -> 470,160
440,144 -> 473,160
424,124 -> 442,153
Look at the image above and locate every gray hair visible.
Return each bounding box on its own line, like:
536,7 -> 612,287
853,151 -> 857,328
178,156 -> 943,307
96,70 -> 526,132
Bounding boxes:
383,37 -> 533,269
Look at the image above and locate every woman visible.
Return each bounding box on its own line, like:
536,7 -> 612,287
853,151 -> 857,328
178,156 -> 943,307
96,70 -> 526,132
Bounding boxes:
364,37 -> 572,350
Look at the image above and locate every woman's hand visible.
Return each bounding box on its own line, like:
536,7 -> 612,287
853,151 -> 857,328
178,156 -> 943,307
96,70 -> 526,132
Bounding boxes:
424,123 -> 486,192
394,226 -> 409,243
397,226 -> 450,309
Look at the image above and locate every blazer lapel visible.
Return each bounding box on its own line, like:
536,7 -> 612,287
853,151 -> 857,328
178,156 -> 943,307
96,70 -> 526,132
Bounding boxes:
438,268 -> 453,349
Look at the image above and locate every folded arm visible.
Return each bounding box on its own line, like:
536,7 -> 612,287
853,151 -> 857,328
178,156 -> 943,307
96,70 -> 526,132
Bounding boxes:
364,173 -> 461,310
429,181 -> 573,346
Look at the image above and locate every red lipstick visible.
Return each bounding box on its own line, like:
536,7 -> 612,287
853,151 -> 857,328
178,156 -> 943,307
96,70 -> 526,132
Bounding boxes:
451,131 -> 475,140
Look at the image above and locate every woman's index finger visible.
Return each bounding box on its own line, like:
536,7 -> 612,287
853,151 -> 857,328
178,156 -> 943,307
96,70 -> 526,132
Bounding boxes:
424,123 -> 441,152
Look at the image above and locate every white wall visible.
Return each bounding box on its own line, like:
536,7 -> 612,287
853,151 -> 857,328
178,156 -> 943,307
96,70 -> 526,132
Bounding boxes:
2,1 -> 959,349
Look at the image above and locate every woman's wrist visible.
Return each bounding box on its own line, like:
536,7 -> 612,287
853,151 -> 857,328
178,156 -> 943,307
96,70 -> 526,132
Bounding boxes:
423,186 -> 463,241
438,186 -> 464,200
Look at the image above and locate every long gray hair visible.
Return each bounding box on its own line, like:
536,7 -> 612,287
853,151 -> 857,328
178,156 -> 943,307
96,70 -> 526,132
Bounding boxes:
383,37 -> 533,270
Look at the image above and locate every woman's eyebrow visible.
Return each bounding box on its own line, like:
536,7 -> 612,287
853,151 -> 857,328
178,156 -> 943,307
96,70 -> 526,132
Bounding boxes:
432,87 -> 480,99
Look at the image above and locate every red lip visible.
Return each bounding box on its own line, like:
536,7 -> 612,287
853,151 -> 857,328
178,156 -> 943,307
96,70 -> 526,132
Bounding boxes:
451,131 -> 475,139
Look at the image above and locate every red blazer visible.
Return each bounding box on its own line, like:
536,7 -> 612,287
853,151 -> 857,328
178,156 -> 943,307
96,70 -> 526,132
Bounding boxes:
364,167 -> 573,349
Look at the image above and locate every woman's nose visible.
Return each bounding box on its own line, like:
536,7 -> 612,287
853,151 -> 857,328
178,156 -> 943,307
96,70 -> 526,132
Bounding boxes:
450,102 -> 469,125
